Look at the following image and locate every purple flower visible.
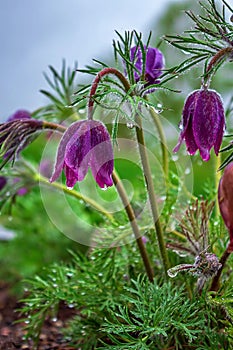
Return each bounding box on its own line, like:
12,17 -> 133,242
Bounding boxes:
0,176 -> 7,191
129,45 -> 164,86
218,162 -> 233,252
50,120 -> 114,189
173,89 -> 225,161
7,109 -> 31,122
0,118 -> 42,166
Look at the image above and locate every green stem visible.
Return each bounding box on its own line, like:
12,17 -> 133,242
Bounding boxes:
135,115 -> 170,277
35,173 -> 115,224
148,106 -> 169,181
112,171 -> 154,282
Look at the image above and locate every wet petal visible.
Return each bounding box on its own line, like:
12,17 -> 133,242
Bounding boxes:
50,121 -> 86,183
192,90 -> 224,161
89,121 -> 114,188
218,163 -> 233,251
64,165 -> 79,189
65,121 -> 91,181
173,91 -> 197,154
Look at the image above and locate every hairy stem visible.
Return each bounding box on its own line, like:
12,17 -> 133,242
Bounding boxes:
203,46 -> 233,87
112,171 -> 154,282
42,121 -> 67,133
88,67 -> 131,119
135,115 -> 170,276
209,248 -> 231,292
36,173 -> 115,224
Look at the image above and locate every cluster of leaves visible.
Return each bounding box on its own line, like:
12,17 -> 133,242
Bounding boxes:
163,0 -> 233,83
19,247 -> 233,349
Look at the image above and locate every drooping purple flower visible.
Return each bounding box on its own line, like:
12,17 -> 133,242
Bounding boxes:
218,162 -> 233,252
7,109 -> 31,122
173,89 -> 225,161
50,120 -> 114,189
129,45 -> 165,86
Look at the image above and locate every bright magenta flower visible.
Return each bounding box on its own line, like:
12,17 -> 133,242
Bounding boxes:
50,120 -> 114,189
218,162 -> 233,252
173,89 -> 225,161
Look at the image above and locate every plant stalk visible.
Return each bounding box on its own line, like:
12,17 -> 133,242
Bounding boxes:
149,106 -> 169,181
36,173 -> 115,224
135,115 -> 170,277
112,171 -> 154,282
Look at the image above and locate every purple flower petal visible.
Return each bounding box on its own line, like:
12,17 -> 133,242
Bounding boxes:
128,45 -> 165,87
89,121 -> 114,188
218,162 -> 233,252
174,89 -> 225,161
50,121 -> 87,183
64,122 -> 91,182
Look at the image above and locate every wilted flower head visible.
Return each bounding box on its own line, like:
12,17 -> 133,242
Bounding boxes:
50,120 -> 114,189
218,162 -> 233,252
0,117 -> 43,167
173,89 -> 225,161
129,45 -> 164,86
7,109 -> 31,122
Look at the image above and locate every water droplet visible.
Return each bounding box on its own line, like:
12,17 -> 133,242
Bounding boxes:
167,268 -> 178,278
171,155 -> 179,162
98,272 -> 103,277
68,303 -> 75,308
154,103 -> 163,114
52,317 -> 58,322
24,319 -> 30,324
101,184 -> 108,191
66,272 -> 74,278
79,108 -> 85,114
53,283 -> 58,288
126,122 -> 134,129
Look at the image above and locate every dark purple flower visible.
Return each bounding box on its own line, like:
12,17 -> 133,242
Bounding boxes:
129,45 -> 164,86
173,89 -> 225,161
7,109 -> 31,122
0,176 -> 7,191
50,120 -> 114,189
218,162 -> 233,252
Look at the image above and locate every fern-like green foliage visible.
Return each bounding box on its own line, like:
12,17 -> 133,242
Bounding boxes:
20,258 -> 232,349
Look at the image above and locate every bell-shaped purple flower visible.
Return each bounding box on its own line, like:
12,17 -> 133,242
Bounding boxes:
50,120 -> 114,189
129,45 -> 164,86
173,89 -> 225,161
218,162 -> 233,252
